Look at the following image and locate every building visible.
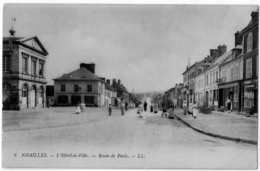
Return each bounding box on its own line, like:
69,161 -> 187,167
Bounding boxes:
3,28 -> 48,110
112,79 -> 130,104
239,9 -> 259,113
53,63 -> 106,107
218,46 -> 243,112
204,45 -> 232,109
102,78 -> 117,107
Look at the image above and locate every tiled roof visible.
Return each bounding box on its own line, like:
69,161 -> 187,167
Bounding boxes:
240,11 -> 259,35
104,82 -> 117,92
113,82 -> 129,94
53,67 -> 103,81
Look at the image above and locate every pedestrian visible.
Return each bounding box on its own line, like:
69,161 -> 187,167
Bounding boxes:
150,103 -> 153,113
154,103 -> 158,113
137,104 -> 143,118
143,101 -> 147,112
192,101 -> 198,119
226,97 -> 232,113
75,102 -> 81,114
121,101 -> 125,115
125,101 -> 128,111
161,107 -> 168,118
168,103 -> 175,119
108,104 -> 112,116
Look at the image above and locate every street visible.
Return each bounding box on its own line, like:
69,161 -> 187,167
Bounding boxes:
2,107 -> 257,169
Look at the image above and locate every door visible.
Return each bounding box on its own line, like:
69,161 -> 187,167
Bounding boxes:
206,91 -> 209,107
71,96 -> 81,106
85,96 -> 94,106
31,86 -> 36,108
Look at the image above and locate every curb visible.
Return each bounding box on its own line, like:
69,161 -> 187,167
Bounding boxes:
174,114 -> 257,145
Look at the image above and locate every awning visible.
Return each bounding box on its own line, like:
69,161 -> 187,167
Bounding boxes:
219,82 -> 238,89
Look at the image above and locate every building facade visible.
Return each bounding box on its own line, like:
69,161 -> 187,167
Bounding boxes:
240,10 -> 259,113
3,29 -> 48,110
53,63 -> 106,107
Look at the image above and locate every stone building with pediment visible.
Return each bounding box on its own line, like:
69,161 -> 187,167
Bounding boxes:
3,29 -> 48,110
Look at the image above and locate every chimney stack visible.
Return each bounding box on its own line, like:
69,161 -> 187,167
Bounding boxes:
80,63 -> 95,74
118,79 -> 121,85
100,77 -> 105,81
234,31 -> 242,46
106,79 -> 110,85
218,44 -> 227,56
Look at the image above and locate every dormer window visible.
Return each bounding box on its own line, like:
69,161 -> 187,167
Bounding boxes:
247,32 -> 253,52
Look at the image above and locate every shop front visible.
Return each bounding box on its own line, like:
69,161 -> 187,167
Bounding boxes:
242,79 -> 258,113
218,81 -> 241,112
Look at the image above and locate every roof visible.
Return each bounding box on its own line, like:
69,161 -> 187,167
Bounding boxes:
3,36 -> 49,55
104,82 -> 117,92
205,50 -> 232,72
240,10 -> 259,35
53,67 -> 103,81
112,81 -> 129,94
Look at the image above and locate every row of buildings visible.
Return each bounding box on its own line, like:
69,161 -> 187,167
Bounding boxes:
3,28 -> 140,110
164,9 -> 258,113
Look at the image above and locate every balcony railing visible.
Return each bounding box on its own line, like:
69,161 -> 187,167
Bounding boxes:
216,77 -> 226,84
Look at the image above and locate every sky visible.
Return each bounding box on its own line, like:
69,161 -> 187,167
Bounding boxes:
3,4 -> 258,93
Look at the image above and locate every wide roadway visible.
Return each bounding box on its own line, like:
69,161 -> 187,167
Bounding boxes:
2,107 -> 257,169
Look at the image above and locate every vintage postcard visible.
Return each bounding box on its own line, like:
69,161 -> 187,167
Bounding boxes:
2,3 -> 258,169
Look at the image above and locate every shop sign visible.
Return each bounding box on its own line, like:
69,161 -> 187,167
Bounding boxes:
219,82 -> 238,89
244,79 -> 258,85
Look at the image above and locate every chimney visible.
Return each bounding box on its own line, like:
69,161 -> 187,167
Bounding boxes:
118,79 -> 121,85
234,31 -> 242,46
106,79 -> 110,85
218,44 -> 227,56
100,77 -> 105,81
80,63 -> 95,74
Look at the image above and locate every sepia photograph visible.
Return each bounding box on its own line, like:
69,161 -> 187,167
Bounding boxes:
1,2 -> 259,169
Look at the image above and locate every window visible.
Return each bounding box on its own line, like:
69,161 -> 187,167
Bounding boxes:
244,85 -> 254,108
246,58 -> 252,78
22,57 -> 28,73
87,85 -> 92,92
31,60 -> 36,76
235,66 -> 239,80
247,32 -> 253,52
74,85 -> 79,92
3,55 -> 10,73
61,85 -> 66,92
39,62 -> 44,77
206,75 -> 209,85
213,72 -> 215,83
216,71 -> 218,81
210,73 -> 212,84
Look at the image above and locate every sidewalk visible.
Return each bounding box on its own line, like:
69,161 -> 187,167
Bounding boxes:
174,108 -> 258,145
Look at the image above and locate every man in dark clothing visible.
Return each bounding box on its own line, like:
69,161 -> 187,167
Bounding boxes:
125,101 -> 128,110
143,101 -> 147,112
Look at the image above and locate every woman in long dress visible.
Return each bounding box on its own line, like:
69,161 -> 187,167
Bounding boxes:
192,102 -> 198,118
75,103 -> 81,114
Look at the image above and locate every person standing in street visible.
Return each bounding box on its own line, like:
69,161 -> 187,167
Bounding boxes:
226,97 -> 232,113
192,101 -> 198,119
143,101 -> 147,112
125,101 -> 128,111
75,102 -> 81,114
121,101 -> 125,115
108,104 -> 112,116
150,103 -> 153,113
168,103 -> 175,119
154,103 -> 158,113
137,104 -> 143,118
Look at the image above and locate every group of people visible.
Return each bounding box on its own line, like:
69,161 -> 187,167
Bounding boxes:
136,101 -> 174,119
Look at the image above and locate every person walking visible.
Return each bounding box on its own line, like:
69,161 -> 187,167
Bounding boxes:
143,101 -> 147,112
226,97 -> 232,113
154,103 -> 158,113
192,101 -> 198,119
168,103 -> 175,119
75,102 -> 81,114
150,103 -> 153,113
137,104 -> 143,118
108,104 -> 112,116
125,101 -> 128,111
121,101 -> 125,115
